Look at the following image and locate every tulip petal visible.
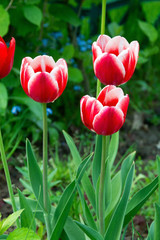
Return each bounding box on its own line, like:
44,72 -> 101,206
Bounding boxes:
116,95 -> 129,118
31,55 -> 55,73
92,42 -> 102,62
0,37 -> 15,79
98,86 -> 124,106
94,53 -> 125,85
80,96 -> 103,131
105,36 -> 129,56
20,57 -> 33,95
28,72 -> 59,103
93,106 -> 124,135
97,35 -> 111,52
0,41 -> 8,77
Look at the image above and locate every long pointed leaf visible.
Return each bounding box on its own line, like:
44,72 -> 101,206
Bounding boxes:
75,222 -> 103,240
124,176 -> 158,227
63,131 -> 96,210
104,164 -> 134,240
108,131 -> 119,168
26,139 -> 44,210
154,203 -> 160,240
92,135 -> 102,189
50,181 -> 76,240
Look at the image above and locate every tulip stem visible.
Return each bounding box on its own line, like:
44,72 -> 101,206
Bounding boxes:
96,0 -> 107,97
0,129 -> 20,228
42,103 -> 51,238
99,135 -> 110,236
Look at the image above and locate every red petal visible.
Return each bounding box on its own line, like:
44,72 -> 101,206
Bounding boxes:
0,37 -> 15,79
98,86 -> 124,106
116,95 -> 129,118
93,106 -> 124,135
30,55 -> 55,73
20,57 -> 33,95
51,59 -> 68,97
94,53 -> 125,85
92,42 -> 102,62
105,36 -> 129,56
28,72 -> 59,103
80,96 -> 102,131
0,41 -> 8,77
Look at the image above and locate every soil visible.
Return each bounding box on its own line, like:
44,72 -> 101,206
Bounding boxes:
0,111 -> 160,239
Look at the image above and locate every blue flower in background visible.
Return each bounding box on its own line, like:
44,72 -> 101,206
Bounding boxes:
50,32 -> 63,39
73,85 -> 81,91
43,23 -> 49,28
11,106 -> 21,115
47,108 -> 53,116
42,39 -> 49,47
77,35 -> 92,52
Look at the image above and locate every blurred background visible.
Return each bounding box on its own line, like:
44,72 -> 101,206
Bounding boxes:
1,0 -> 160,236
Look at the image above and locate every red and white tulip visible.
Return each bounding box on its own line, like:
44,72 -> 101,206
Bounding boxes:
92,35 -> 139,86
80,85 -> 129,135
20,55 -> 68,103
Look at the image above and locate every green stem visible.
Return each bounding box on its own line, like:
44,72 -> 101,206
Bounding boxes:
42,103 -> 51,238
99,135 -> 109,236
0,129 -> 20,228
96,0 -> 107,97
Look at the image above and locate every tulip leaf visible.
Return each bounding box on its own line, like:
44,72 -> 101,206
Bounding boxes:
6,228 -> 40,240
124,176 -> 158,227
92,135 -> 102,189
23,5 -> 42,27
63,131 -> 96,211
138,20 -> 158,42
76,153 -> 93,183
108,131 -> 119,169
63,217 -> 85,240
49,3 -> 81,27
26,139 -> 44,210
154,203 -> 160,240
77,185 -> 97,230
147,221 -> 154,240
0,6 -> 10,37
0,210 -> 23,235
68,67 -> 83,83
104,164 -> 134,240
75,222 -> 103,240
18,189 -> 36,231
0,83 -> 8,115
50,181 -> 76,240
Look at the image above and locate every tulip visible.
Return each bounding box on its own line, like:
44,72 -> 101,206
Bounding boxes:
20,55 -> 68,103
80,85 -> 129,135
92,35 -> 139,86
0,37 -> 15,79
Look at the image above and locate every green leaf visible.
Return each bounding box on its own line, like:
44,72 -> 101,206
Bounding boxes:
76,153 -> 93,183
0,235 -> 7,239
23,5 -> 42,26
154,203 -> 160,240
124,176 -> 158,227
0,5 -> 10,37
108,131 -> 119,169
63,131 -> 96,210
75,222 -> 103,240
7,228 -> 40,240
0,83 -> 8,114
26,139 -> 44,210
63,217 -> 85,240
138,20 -> 158,42
63,45 -> 75,61
109,5 -> 128,23
25,0 -> 40,4
108,22 -> 124,37
147,221 -> 154,240
0,210 -> 23,235
50,181 -> 76,240
50,3 -> 81,27
18,189 -> 36,231
77,185 -> 97,230
142,1 -> 160,24
68,67 -> 83,83
121,152 -> 136,191
92,135 -> 102,189
104,164 -> 134,240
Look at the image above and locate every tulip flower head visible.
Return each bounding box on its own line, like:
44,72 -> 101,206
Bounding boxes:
92,35 -> 139,86
20,55 -> 68,103
80,85 -> 129,136
0,36 -> 15,79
